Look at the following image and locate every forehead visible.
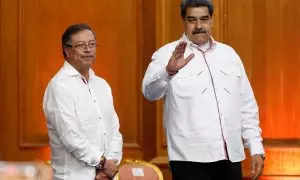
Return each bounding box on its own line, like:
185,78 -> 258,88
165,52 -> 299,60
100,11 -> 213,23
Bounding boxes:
186,6 -> 210,17
71,29 -> 95,43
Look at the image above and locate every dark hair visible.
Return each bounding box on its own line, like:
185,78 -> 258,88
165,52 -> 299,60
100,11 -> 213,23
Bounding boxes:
61,23 -> 96,59
180,0 -> 214,19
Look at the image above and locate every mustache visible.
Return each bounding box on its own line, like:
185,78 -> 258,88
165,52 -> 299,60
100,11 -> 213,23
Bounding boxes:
192,28 -> 206,34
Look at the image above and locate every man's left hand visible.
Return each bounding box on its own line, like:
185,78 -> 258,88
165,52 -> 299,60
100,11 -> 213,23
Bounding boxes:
95,170 -> 109,180
251,154 -> 264,180
103,159 -> 118,178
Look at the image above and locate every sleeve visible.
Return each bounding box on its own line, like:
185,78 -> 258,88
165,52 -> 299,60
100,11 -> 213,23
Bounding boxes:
240,63 -> 265,156
142,49 -> 171,101
43,83 -> 103,166
106,87 -> 123,164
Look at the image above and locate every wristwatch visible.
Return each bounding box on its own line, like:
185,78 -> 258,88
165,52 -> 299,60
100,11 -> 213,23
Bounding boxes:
95,155 -> 106,170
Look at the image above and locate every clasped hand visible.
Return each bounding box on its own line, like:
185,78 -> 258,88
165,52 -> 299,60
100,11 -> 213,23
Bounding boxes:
95,159 -> 118,180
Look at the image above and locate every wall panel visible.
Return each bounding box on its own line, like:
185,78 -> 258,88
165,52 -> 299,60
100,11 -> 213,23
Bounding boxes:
0,0 -> 147,161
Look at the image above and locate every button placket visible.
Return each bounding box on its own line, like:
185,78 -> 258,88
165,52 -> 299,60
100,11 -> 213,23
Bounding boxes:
89,86 -> 108,152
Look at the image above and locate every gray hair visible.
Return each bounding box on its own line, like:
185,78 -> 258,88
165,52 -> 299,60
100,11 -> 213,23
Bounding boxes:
180,0 -> 214,19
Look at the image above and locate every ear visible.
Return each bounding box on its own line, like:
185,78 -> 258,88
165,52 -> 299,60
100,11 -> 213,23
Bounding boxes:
64,47 -> 71,59
210,17 -> 214,27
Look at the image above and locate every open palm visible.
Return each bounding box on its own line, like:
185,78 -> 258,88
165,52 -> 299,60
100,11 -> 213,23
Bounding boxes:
166,41 -> 195,74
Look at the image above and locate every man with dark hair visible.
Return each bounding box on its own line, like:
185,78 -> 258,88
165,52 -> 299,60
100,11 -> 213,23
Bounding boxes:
43,23 -> 123,180
142,0 -> 265,179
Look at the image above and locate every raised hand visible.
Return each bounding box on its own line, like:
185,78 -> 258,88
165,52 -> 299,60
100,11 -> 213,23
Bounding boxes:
166,41 -> 195,75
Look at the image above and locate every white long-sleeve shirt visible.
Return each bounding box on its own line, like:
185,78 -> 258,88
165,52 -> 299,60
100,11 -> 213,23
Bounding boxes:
142,34 -> 264,163
43,61 -> 123,180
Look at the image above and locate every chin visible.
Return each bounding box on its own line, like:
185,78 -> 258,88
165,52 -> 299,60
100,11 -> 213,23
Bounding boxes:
81,59 -> 95,64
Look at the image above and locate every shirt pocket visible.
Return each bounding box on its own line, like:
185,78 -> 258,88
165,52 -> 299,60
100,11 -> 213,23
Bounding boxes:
176,69 -> 203,79
219,66 -> 242,95
172,69 -> 207,98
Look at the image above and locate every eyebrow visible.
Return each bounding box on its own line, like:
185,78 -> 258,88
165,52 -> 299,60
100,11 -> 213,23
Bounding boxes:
187,15 -> 210,19
75,40 -> 96,44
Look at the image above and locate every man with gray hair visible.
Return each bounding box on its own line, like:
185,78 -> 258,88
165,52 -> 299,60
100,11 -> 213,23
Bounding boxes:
43,23 -> 123,180
142,0 -> 265,179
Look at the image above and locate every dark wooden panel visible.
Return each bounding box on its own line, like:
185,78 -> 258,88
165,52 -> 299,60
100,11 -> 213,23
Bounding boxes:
140,0 -> 157,161
0,0 -> 150,162
0,0 -> 23,160
225,0 -> 300,140
225,0 -> 300,177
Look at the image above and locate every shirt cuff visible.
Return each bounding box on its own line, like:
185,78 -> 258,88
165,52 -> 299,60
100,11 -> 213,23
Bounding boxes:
92,151 -> 104,166
107,153 -> 122,165
249,140 -> 265,155
158,67 -> 171,81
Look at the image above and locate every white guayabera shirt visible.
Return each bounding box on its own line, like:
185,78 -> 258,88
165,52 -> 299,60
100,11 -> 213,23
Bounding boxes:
43,61 -> 122,180
142,34 -> 264,163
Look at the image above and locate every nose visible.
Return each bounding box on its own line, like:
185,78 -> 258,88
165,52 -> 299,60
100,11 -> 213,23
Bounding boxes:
195,19 -> 202,29
83,45 -> 92,52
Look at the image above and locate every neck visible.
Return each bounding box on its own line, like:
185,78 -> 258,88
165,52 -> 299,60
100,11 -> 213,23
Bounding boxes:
79,69 -> 89,82
76,65 -> 90,82
67,60 -> 90,82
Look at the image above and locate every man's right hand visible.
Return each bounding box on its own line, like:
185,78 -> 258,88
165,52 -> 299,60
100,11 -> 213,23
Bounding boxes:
166,41 -> 195,75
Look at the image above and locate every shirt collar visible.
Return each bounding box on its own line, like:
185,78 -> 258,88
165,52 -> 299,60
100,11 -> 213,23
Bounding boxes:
63,61 -> 95,79
181,33 -> 217,51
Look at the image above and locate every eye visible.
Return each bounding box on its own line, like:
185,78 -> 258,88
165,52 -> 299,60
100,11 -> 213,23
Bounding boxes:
188,18 -> 196,22
75,44 -> 86,48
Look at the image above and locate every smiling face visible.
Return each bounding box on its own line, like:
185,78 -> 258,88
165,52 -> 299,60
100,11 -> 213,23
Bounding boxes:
64,29 -> 97,71
183,6 -> 213,45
